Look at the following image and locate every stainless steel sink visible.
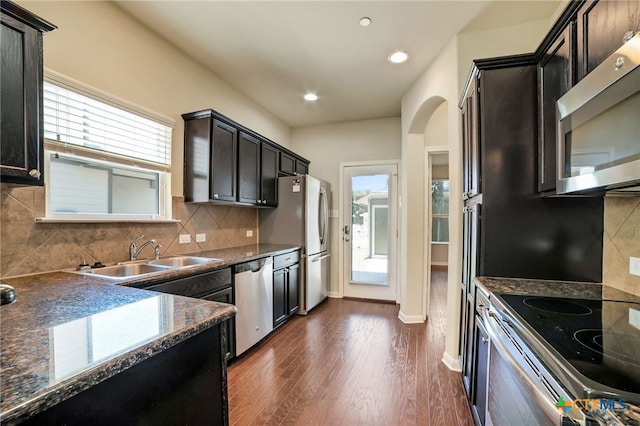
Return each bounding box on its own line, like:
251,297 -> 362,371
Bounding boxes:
70,255 -> 220,280
148,256 -> 220,268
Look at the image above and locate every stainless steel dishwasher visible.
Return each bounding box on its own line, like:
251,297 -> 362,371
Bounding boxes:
234,257 -> 273,356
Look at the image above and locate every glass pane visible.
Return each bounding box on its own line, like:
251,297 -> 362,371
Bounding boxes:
432,180 -> 450,214
432,217 -> 449,243
351,174 -> 389,285
49,154 -> 159,216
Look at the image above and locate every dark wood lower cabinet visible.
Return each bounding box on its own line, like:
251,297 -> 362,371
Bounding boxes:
22,326 -> 228,426
273,251 -> 300,328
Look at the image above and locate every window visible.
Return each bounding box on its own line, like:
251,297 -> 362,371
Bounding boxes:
431,179 -> 449,243
42,71 -> 174,221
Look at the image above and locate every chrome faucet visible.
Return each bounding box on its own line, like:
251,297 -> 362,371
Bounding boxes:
130,235 -> 161,261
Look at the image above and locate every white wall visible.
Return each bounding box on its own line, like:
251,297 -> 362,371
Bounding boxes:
291,118 -> 401,295
20,1 -> 291,197
401,18 -> 555,366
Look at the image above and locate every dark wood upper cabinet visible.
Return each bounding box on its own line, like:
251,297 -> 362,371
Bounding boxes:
279,150 -> 309,176
260,142 -> 279,206
237,132 -> 279,206
576,0 -> 640,80
461,76 -> 480,199
0,1 -> 55,186
238,131 -> 260,204
210,120 -> 238,202
279,152 -> 296,175
183,113 -> 237,203
537,22 -> 575,193
295,160 -> 308,176
183,108 -> 308,207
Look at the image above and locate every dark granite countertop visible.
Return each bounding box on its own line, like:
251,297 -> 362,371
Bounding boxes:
475,276 -> 640,304
0,243 -> 298,424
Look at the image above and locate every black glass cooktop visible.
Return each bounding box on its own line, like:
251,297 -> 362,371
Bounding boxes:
500,294 -> 640,394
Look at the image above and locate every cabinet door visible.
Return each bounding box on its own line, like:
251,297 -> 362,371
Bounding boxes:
202,287 -> 236,361
260,142 -> 279,206
287,263 -> 299,315
472,316 -> 490,426
280,152 -> 296,175
211,119 -> 237,202
461,77 -> 480,198
0,15 -> 43,185
577,0 -> 640,80
538,24 -> 575,193
295,160 -> 308,176
462,292 -> 476,397
238,131 -> 260,204
273,268 -> 287,328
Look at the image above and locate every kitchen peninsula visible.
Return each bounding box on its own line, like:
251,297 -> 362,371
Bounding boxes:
0,272 -> 235,425
0,244 -> 298,425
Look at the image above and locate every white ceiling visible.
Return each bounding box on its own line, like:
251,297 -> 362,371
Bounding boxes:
115,1 -> 561,128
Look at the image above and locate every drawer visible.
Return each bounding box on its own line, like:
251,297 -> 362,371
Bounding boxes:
273,250 -> 300,270
145,267 -> 232,298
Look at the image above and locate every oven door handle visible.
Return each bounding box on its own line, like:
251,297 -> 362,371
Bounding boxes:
483,309 -> 575,425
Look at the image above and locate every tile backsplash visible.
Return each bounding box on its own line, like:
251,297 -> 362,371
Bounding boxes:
0,184 -> 257,278
603,196 -> 640,296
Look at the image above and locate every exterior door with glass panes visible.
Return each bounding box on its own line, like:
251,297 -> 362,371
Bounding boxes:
342,163 -> 398,301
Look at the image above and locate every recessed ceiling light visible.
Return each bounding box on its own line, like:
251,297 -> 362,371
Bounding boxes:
304,93 -> 318,102
359,17 -> 372,27
388,51 -> 409,64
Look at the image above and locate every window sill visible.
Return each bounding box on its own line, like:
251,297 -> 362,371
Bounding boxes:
35,217 -> 181,224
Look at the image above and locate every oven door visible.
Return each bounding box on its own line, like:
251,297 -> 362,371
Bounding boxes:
483,307 -> 580,426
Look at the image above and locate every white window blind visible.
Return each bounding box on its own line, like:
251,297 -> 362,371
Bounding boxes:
43,80 -> 172,169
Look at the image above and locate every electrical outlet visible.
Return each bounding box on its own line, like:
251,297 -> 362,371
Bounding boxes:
196,233 -> 206,243
631,257 -> 640,277
246,229 -> 253,238
179,234 -> 191,244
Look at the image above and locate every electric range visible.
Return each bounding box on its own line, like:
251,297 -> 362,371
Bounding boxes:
500,294 -> 640,400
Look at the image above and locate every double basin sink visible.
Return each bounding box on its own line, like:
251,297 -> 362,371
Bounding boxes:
71,256 -> 221,280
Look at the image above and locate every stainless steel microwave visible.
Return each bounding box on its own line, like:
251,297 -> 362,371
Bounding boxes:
556,33 -> 640,195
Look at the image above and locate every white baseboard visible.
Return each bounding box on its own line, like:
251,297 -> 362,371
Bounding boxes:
398,310 -> 425,324
327,291 -> 341,298
441,351 -> 462,372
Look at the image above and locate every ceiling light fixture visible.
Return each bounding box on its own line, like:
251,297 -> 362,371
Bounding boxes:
359,17 -> 372,27
388,51 -> 409,64
304,93 -> 318,102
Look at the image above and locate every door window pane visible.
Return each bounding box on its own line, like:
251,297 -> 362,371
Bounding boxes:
351,174 -> 389,285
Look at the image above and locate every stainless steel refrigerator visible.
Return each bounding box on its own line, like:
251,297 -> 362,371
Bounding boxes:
259,175 -> 330,314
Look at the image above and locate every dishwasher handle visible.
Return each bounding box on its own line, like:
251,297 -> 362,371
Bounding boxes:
235,256 -> 273,274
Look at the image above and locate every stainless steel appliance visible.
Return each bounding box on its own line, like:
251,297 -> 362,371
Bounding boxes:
556,33 -> 640,195
234,257 -> 273,356
259,175 -> 330,315
484,293 -> 640,425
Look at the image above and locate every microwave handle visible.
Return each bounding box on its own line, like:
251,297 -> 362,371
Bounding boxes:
484,309 -> 570,425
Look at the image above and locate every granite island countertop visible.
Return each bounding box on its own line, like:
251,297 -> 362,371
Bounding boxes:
0,243 -> 299,424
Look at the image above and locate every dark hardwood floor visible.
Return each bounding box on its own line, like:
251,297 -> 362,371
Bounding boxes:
227,268 -> 474,425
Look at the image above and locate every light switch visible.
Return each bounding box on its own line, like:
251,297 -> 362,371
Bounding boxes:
179,234 -> 191,244
246,230 -> 253,237
196,233 -> 206,243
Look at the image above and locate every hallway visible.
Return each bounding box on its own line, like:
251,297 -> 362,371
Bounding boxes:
227,268 -> 473,425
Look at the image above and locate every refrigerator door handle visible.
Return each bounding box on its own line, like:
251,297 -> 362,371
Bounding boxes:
311,253 -> 331,262
319,187 -> 328,245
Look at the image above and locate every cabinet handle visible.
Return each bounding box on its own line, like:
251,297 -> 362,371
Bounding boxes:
28,169 -> 41,179
615,56 -> 625,70
213,193 -> 219,199
623,30 -> 635,44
